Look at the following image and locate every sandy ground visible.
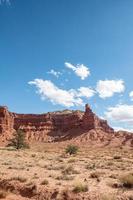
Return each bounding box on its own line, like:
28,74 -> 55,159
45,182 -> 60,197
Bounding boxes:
0,142 -> 133,199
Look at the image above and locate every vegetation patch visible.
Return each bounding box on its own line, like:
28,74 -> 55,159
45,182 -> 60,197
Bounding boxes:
7,129 -> 29,150
73,182 -> 88,193
41,179 -> 49,185
65,145 -> 79,155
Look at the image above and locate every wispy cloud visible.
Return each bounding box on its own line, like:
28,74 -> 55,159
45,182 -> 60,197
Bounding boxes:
28,79 -> 95,107
47,69 -> 62,78
96,79 -> 125,98
0,0 -> 10,5
65,62 -> 90,80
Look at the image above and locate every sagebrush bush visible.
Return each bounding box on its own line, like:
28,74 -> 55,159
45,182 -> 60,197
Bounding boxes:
65,145 -> 79,155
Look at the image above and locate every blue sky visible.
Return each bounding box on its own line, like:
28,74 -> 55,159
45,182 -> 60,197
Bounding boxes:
0,0 -> 133,131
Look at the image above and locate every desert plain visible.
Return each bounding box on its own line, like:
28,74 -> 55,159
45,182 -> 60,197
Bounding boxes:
0,142 -> 133,200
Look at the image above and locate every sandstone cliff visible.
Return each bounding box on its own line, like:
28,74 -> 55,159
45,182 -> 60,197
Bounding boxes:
0,104 -> 133,146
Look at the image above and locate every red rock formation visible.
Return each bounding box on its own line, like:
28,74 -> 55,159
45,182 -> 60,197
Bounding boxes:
82,104 -> 114,133
0,106 -> 14,142
0,104 -> 133,146
1,103 -> 133,146
0,104 -> 114,144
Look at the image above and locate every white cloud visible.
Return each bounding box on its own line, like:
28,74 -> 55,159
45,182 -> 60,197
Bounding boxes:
96,79 -> 125,98
77,87 -> 95,98
105,104 -> 133,123
129,91 -> 133,101
28,79 -> 84,107
65,62 -> 90,80
47,69 -> 62,78
28,79 -> 95,107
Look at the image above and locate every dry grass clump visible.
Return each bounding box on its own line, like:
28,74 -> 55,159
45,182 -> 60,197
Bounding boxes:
120,173 -> 133,188
9,176 -> 27,183
56,157 -> 64,163
41,179 -> 49,185
86,163 -> 95,170
47,164 -> 65,171
62,165 -> 79,175
56,174 -> 74,181
101,194 -> 116,200
67,158 -> 76,163
73,182 -> 88,193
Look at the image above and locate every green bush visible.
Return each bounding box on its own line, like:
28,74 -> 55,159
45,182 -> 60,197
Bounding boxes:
7,129 -> 29,150
65,145 -> 79,155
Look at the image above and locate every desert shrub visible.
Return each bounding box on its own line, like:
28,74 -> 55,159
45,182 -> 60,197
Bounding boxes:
62,165 -> 79,175
7,129 -> 29,150
120,173 -> 133,188
73,182 -> 88,193
86,163 -> 95,170
56,175 -> 74,181
41,179 -> 49,185
90,171 -> 100,179
68,158 -> 76,163
65,145 -> 79,155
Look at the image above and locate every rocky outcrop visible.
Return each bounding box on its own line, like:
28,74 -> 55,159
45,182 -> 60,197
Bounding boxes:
0,104 -> 114,144
82,104 -> 114,133
0,106 -> 14,142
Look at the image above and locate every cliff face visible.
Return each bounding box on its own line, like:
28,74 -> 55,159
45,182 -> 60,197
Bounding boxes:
0,106 -> 14,142
0,104 -> 114,143
82,104 -> 114,133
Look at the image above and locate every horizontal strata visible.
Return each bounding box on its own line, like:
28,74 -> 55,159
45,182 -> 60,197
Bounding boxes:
0,104 -> 114,143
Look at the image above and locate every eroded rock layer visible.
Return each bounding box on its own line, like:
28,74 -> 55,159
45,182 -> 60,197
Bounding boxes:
0,104 -> 114,143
